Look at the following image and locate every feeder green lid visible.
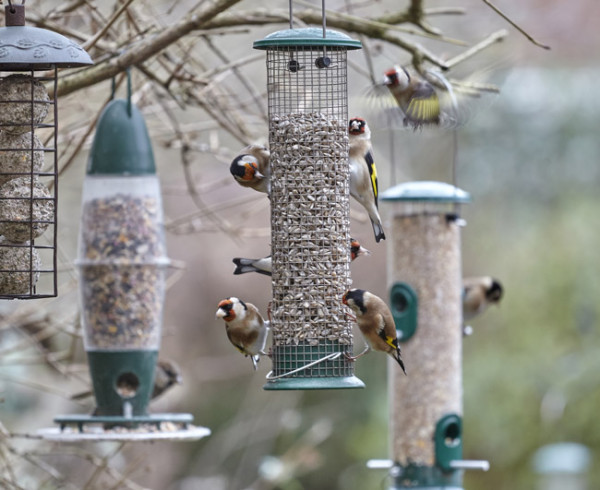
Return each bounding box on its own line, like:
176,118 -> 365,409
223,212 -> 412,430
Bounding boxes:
254,27 -> 362,50
87,99 -> 156,176
380,181 -> 470,203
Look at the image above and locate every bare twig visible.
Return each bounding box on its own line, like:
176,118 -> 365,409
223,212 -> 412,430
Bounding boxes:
83,0 -> 137,51
444,29 -> 509,70
482,0 -> 551,50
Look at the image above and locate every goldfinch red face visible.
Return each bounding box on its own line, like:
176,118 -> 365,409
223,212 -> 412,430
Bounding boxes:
342,289 -> 366,314
350,238 -> 370,261
230,155 -> 263,182
349,117 -> 367,136
216,298 -> 235,321
384,66 -> 410,90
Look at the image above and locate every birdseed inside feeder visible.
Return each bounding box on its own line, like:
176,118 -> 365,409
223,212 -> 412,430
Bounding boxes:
381,181 -> 488,488
254,28 -> 364,390
0,2 -> 93,299
77,97 -> 169,420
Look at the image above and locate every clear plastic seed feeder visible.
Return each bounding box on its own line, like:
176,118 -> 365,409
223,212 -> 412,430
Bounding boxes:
254,28 -> 364,390
49,92 -> 207,440
0,1 -> 92,298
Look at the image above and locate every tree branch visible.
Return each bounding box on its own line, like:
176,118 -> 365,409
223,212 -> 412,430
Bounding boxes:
55,0 -> 245,97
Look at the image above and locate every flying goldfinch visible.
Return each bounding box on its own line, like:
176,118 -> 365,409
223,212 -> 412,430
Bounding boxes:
229,144 -> 270,194
382,66 -> 441,128
232,238 -> 370,277
216,297 -> 269,370
342,288 -> 406,374
462,276 -> 503,321
348,118 -> 385,243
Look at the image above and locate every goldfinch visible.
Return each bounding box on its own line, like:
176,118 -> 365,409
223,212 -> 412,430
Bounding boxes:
232,238 -> 371,276
151,359 -> 183,399
462,276 -> 503,321
348,118 -> 385,243
342,288 -> 406,374
233,256 -> 272,276
382,66 -> 441,128
229,144 -> 270,194
216,297 -> 269,370
350,238 -> 371,261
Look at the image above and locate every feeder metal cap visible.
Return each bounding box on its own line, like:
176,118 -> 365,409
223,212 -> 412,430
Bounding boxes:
253,27 -> 362,50
87,99 -> 156,176
0,19 -> 93,70
380,181 -> 471,204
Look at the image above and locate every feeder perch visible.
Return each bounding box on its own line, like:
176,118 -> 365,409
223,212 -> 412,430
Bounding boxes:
381,181 -> 488,489
254,28 -> 364,390
0,2 -> 92,299
49,93 -> 207,440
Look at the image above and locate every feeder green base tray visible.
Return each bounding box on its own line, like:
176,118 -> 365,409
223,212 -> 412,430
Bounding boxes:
39,413 -> 210,442
389,464 -> 463,489
263,375 -> 365,391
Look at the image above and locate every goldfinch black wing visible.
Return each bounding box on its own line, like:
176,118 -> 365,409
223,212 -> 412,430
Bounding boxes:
365,149 -> 379,209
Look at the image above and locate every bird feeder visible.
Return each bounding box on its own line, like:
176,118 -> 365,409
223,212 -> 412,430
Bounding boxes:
0,1 -> 92,299
380,181 -> 488,489
50,93 -> 206,439
532,443 -> 591,490
254,28 -> 364,390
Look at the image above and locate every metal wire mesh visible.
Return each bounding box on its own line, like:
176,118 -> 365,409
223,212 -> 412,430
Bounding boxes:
0,70 -> 58,299
266,46 -> 353,378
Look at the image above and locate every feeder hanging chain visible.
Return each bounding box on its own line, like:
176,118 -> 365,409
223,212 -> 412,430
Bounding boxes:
7,0 -> 27,7
265,352 -> 342,380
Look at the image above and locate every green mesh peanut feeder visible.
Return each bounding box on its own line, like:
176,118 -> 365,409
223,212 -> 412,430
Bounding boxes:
381,181 -> 488,489
254,28 -> 364,390
0,2 -> 92,298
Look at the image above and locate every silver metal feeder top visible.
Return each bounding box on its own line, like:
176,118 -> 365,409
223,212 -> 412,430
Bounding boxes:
0,4 -> 93,70
381,181 -> 471,203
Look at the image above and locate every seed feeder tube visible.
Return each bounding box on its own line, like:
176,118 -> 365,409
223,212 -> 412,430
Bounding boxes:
254,28 -> 364,390
0,3 -> 92,299
49,95 -> 208,441
381,181 -> 488,489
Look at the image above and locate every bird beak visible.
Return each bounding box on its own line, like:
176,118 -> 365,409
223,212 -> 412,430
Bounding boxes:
216,307 -> 227,319
342,293 -> 348,305
357,246 -> 371,257
176,375 -> 183,384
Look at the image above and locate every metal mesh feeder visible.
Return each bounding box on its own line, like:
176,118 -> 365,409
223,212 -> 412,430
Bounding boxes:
254,28 -> 364,390
380,181 -> 488,489
0,2 -> 92,299
50,94 -> 207,441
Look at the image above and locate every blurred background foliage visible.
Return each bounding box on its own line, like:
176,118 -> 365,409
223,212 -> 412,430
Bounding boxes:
1,0 -> 599,489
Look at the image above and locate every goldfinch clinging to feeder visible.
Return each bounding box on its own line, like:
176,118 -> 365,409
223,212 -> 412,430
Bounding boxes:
342,288 -> 406,374
232,238 -> 370,276
462,276 -> 503,321
350,237 -> 371,261
152,359 -> 183,399
348,118 -> 385,243
382,66 -> 441,128
233,255 -> 272,276
216,297 -> 269,370
229,144 -> 270,195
